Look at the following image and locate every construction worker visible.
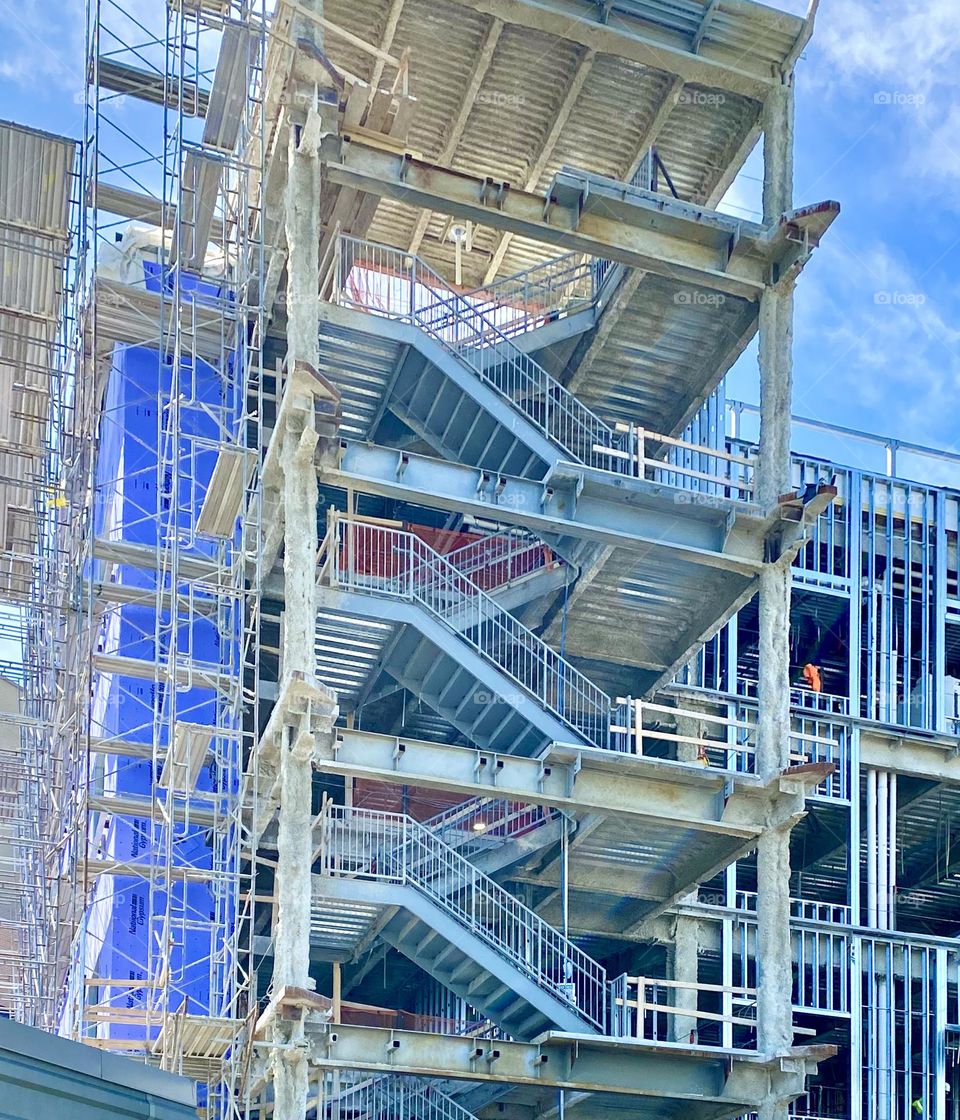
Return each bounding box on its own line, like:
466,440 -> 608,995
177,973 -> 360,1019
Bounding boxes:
802,663 -> 823,693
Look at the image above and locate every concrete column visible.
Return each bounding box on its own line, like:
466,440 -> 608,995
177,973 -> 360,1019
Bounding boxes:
285,114 -> 322,374
755,72 -> 796,1120
270,386 -> 320,1114
674,711 -> 704,765
762,75 -> 794,226
670,911 -> 700,1043
271,9 -> 324,1119
272,1043 -> 311,1120
273,718 -> 315,994
756,286 -> 795,510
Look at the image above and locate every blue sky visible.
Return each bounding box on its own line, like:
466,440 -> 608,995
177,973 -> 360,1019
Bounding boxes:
2,0 -> 958,470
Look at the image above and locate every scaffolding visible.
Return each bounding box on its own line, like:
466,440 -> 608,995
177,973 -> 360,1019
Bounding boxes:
5,3 -> 267,1111
0,119 -> 79,1025
5,0 -> 960,1118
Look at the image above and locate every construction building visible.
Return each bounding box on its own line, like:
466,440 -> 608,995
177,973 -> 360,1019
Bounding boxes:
1,0 -> 959,1117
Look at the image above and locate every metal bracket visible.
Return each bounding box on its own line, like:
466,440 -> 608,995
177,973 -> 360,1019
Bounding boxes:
536,760 -> 548,793
564,753 -> 582,799
480,177 -> 509,209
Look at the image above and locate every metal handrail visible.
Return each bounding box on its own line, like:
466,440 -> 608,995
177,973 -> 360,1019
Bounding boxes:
325,515 -> 611,747
423,796 -> 551,859
442,530 -> 557,591
319,803 -> 607,1030
609,972 -> 759,1048
454,252 -> 601,337
334,236 -> 623,473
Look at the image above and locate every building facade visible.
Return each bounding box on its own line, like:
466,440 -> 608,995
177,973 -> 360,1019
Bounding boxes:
2,1 -> 958,1119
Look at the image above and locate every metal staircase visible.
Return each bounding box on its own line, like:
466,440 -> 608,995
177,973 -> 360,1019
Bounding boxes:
316,803 -> 606,1038
317,515 -> 612,753
313,532 -> 558,715
330,1075 -> 480,1120
423,798 -> 553,861
321,236 -> 757,501
323,236 -> 622,475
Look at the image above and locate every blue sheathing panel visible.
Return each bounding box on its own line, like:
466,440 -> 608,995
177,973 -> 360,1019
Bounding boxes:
78,267 -> 241,1048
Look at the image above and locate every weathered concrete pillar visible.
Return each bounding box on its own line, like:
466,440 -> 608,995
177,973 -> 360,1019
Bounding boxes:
674,711 -> 704,765
755,72 -> 796,1120
670,910 -> 700,1043
271,8 -> 325,1119
757,72 -> 795,513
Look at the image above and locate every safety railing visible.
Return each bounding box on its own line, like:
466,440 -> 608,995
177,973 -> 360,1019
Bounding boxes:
736,676 -> 851,717
442,530 -> 559,593
317,803 -> 607,1030
325,235 -> 756,500
592,423 -> 755,499
456,252 -> 603,339
609,974 -> 758,1048
735,701 -> 847,794
423,797 -> 553,860
735,891 -> 853,927
329,235 -> 619,471
610,697 -> 756,772
321,514 -> 611,748
614,694 -> 846,782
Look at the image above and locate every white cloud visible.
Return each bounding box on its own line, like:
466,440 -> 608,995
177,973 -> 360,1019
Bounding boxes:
814,0 -> 960,91
0,0 -> 84,94
801,1 -> 960,201
792,237 -> 960,452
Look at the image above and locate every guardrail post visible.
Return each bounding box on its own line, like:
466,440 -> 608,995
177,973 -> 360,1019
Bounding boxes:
407,255 -> 415,322
633,699 -> 643,755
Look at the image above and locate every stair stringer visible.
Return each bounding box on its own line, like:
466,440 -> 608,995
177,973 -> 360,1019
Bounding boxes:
319,302 -> 567,476
315,875 -> 597,1038
316,586 -> 595,753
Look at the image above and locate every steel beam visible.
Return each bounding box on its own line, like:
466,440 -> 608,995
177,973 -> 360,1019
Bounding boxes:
313,726 -> 822,836
320,440 -> 767,574
319,137 -> 838,300
858,727 -> 960,784
299,1022 -> 826,1107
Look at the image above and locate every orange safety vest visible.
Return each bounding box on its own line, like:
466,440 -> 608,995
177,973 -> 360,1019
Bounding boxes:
802,663 -> 822,693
